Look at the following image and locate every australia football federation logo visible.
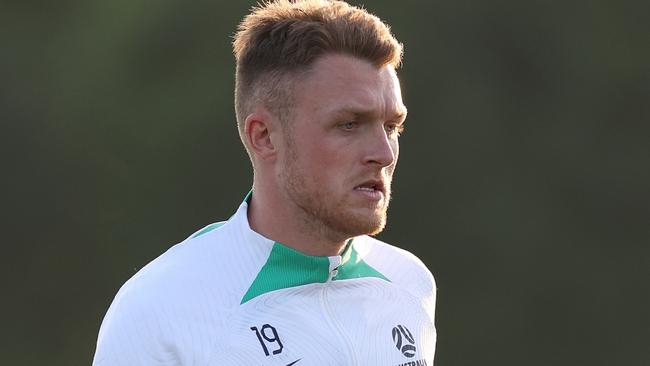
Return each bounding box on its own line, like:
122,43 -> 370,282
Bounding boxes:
392,324 -> 416,358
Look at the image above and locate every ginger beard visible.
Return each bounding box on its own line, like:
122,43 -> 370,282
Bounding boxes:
279,135 -> 395,242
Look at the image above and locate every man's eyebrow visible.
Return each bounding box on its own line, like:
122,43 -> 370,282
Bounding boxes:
333,105 -> 408,121
393,107 -> 408,122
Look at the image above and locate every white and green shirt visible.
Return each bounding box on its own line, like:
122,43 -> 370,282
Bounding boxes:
93,194 -> 437,365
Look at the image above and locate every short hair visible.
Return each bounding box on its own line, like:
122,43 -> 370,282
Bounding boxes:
232,0 -> 403,156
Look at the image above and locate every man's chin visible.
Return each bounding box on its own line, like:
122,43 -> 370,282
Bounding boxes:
334,210 -> 387,238
364,217 -> 387,236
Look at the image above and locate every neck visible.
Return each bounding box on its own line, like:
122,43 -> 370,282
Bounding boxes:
247,179 -> 348,257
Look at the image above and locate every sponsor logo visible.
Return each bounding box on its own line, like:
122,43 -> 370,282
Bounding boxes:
392,324 -> 416,358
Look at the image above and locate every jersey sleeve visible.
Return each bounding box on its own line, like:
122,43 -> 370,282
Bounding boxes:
92,279 -> 180,366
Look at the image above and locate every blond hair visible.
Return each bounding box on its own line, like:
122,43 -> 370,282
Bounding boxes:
232,0 -> 403,155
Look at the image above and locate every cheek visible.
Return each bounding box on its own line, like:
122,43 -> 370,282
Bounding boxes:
312,152 -> 345,180
291,142 -> 339,180
302,137 -> 346,166
391,140 -> 400,161
306,149 -> 351,189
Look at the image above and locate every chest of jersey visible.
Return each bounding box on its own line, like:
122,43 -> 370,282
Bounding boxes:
209,278 -> 435,365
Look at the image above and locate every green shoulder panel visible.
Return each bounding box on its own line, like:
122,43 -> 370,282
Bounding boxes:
333,244 -> 390,282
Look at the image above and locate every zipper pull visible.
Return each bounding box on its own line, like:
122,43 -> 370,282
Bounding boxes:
328,256 -> 341,281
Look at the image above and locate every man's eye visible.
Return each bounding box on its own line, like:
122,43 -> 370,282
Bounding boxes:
341,122 -> 357,130
386,124 -> 405,136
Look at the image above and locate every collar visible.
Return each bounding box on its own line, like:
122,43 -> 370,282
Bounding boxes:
231,191 -> 389,304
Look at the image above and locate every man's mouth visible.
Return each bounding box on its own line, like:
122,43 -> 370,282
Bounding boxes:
354,180 -> 386,195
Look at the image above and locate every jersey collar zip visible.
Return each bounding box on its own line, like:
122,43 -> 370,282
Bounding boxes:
235,191 -> 389,304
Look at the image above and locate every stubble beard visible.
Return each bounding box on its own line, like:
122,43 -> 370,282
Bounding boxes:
281,146 -> 392,243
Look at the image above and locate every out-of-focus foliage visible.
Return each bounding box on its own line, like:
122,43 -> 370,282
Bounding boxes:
1,0 -> 648,365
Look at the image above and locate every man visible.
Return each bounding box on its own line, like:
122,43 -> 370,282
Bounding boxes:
93,1 -> 436,365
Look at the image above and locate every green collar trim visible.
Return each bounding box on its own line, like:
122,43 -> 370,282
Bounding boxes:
333,242 -> 389,282
191,189 -> 252,239
241,240 -> 389,304
191,221 -> 226,238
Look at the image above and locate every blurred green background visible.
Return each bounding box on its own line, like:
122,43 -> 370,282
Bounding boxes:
2,0 -> 649,365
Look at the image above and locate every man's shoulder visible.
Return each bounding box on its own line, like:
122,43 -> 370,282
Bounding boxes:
355,235 -> 436,297
129,219 -> 236,283
355,235 -> 433,275
94,220 -> 251,364
109,219 -> 268,314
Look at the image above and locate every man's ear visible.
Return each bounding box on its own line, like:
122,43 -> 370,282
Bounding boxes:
245,108 -> 278,161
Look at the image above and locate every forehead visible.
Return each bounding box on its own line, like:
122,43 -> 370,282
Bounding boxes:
292,54 -> 406,118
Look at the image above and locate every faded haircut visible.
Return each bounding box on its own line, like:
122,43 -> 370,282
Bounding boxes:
232,0 -> 403,155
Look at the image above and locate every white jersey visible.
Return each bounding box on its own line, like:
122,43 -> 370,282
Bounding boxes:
93,194 -> 437,366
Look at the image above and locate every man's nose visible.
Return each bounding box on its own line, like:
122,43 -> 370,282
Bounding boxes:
363,125 -> 397,168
